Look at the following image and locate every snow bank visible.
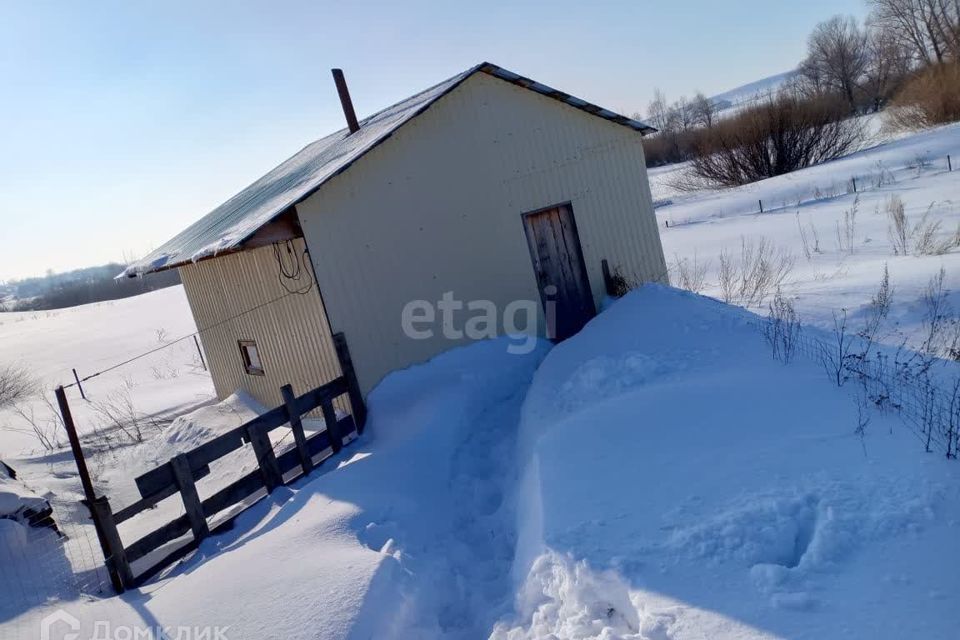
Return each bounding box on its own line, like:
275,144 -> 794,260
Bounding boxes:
499,286 -> 960,639
0,469 -> 49,520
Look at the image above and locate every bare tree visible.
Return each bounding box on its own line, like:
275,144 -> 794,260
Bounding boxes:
690,91 -> 718,128
868,0 -> 960,65
670,96 -> 695,132
646,88 -> 672,132
800,15 -> 869,109
863,22 -> 914,110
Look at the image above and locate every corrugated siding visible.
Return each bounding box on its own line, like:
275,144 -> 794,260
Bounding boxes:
298,72 -> 667,395
178,238 -> 344,413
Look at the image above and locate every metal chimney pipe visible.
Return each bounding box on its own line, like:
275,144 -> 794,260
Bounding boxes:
331,69 -> 360,134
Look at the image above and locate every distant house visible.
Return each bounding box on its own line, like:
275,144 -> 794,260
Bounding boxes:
124,62 -> 667,409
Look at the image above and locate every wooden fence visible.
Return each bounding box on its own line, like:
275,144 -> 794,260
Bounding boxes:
56,350 -> 367,593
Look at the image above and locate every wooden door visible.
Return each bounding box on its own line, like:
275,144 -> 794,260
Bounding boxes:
522,203 -> 596,340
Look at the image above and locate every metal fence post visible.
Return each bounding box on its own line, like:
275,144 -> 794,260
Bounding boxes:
72,369 -> 86,400
193,335 -> 207,371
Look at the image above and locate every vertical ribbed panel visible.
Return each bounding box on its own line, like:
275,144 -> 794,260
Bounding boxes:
297,72 -> 667,394
178,238 -> 345,414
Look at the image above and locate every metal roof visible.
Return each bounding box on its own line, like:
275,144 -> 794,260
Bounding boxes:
124,62 -> 655,277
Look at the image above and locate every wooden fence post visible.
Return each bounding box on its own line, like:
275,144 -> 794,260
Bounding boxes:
949,155 -> 953,172
851,176 -> 857,193
248,426 -> 282,491
87,497 -> 134,592
55,386 -> 96,503
281,384 -> 313,475
333,332 -> 367,433
170,454 -> 210,540
758,199 -> 763,213
320,398 -> 343,454
56,386 -> 130,593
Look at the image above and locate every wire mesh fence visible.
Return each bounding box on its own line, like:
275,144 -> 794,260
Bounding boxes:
0,495 -> 113,621
741,306 -> 958,458
658,150 -> 957,226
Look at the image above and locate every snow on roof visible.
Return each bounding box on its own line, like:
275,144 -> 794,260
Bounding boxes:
123,62 -> 654,277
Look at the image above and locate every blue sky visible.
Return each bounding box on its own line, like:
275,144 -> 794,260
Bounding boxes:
0,0 -> 867,281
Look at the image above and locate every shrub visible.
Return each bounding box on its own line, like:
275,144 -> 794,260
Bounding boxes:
670,253 -> 709,293
885,63 -> 960,131
716,237 -> 795,307
689,94 -> 865,187
765,290 -> 801,363
0,365 -> 37,408
886,195 -> 960,256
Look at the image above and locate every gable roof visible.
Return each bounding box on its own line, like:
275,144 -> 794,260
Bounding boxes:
124,62 -> 654,277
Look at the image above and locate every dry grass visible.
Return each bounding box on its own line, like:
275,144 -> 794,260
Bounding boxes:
885,63 -> 960,132
670,253 -> 710,294
886,195 -> 960,256
0,364 -> 38,408
717,237 -> 796,307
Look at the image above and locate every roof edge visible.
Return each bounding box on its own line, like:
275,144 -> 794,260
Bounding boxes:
476,63 -> 656,135
126,63 -> 654,277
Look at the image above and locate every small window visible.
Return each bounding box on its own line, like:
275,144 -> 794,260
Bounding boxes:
239,340 -> 264,376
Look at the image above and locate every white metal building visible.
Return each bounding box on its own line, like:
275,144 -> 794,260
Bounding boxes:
125,62 -> 667,406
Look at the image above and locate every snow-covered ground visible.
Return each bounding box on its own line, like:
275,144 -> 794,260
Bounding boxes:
495,287 -> 959,639
4,337 -> 552,639
655,121 -> 960,347
2,121 -> 959,639
0,285 -> 215,456
5,286 -> 958,639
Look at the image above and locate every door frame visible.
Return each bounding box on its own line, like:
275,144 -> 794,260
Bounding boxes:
520,201 -> 596,340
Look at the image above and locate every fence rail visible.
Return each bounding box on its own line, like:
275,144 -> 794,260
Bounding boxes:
55,344 -> 367,593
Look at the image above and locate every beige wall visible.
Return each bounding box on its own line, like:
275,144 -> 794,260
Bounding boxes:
298,72 -> 667,395
178,238 -> 344,411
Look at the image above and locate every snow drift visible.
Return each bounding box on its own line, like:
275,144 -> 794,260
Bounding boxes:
496,286 -> 960,639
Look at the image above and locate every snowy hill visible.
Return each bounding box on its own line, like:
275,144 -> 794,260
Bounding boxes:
710,70 -> 798,113
653,121 -> 960,351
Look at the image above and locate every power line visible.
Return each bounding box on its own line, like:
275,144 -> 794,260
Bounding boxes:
63,246 -> 316,389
